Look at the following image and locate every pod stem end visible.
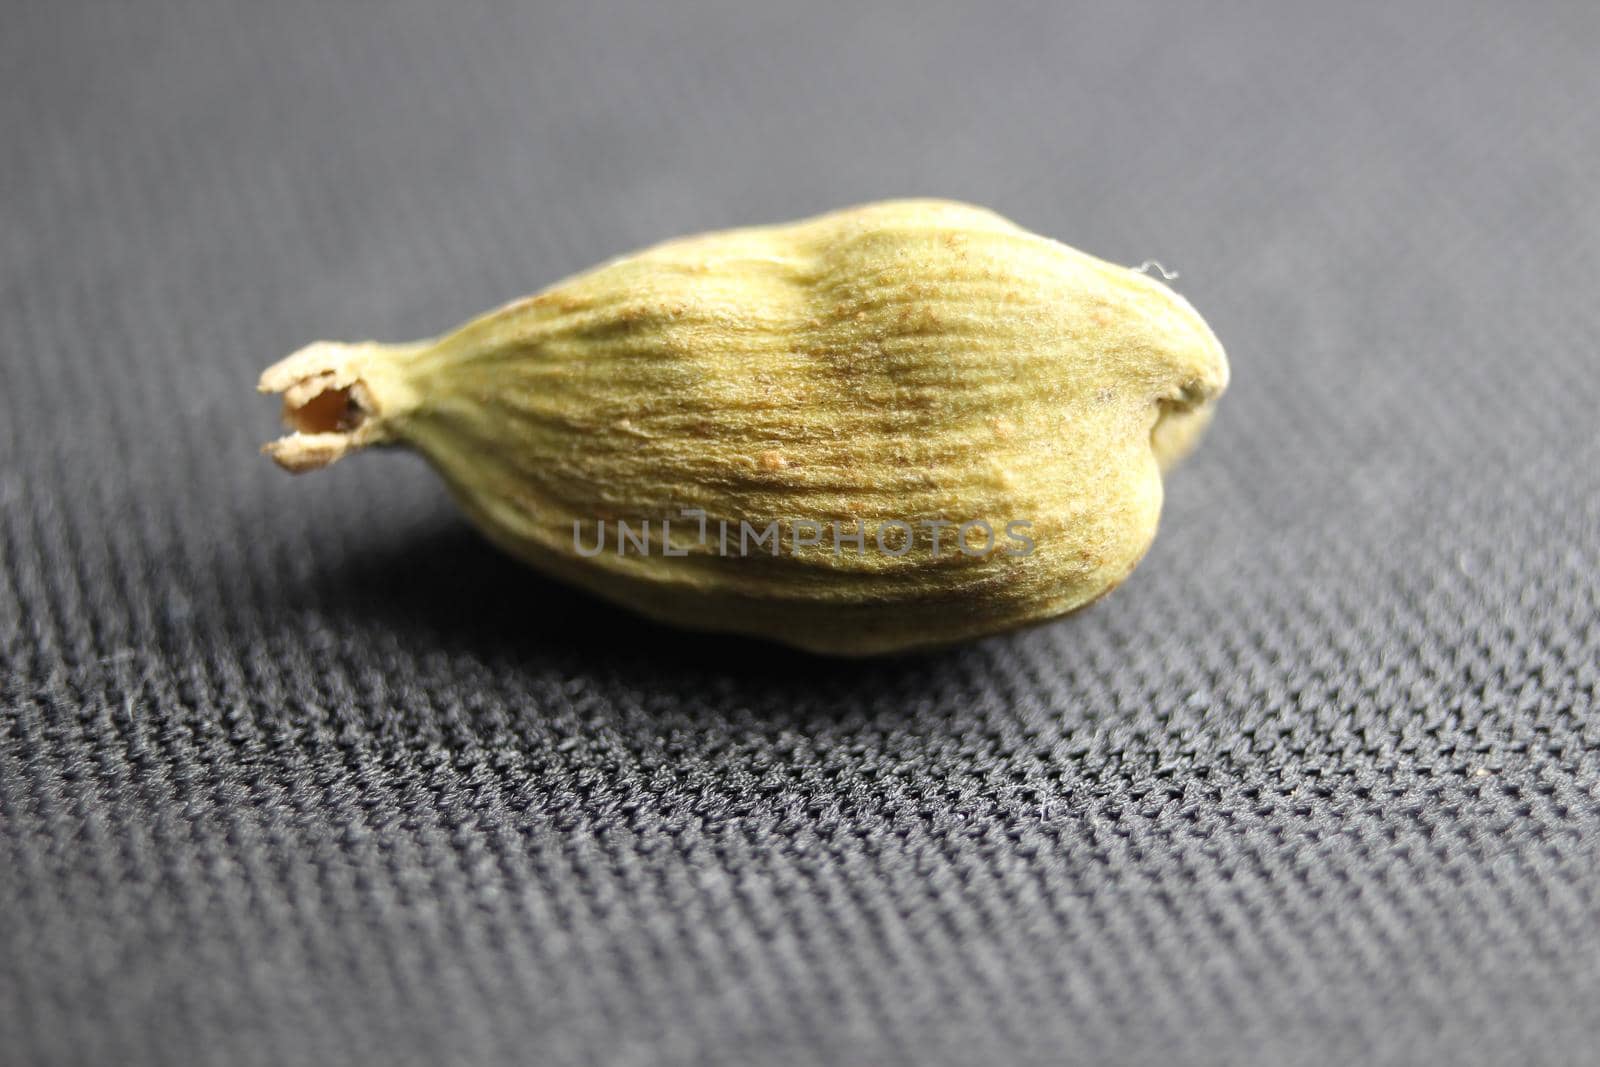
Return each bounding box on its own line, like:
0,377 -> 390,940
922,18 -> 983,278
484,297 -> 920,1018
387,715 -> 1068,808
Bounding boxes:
257,340 -> 421,473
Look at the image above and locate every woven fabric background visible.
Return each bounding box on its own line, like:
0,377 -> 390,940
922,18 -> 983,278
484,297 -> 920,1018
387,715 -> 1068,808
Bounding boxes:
3,2 -> 1598,1064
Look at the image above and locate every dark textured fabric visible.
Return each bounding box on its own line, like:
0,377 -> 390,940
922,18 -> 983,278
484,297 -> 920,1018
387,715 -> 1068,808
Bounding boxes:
3,3 -> 1599,1065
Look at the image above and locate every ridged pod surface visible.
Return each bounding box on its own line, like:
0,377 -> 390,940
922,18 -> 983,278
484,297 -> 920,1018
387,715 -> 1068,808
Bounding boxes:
260,200 -> 1228,654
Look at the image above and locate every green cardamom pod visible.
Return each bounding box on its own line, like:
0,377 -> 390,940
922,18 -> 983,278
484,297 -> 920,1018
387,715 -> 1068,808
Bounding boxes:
260,199 -> 1228,655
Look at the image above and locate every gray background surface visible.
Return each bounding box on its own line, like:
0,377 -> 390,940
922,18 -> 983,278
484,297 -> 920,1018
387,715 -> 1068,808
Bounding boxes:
3,2 -> 1599,1064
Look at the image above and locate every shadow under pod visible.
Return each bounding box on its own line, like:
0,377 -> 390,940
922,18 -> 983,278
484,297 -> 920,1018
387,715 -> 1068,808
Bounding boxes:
278,518 -> 998,712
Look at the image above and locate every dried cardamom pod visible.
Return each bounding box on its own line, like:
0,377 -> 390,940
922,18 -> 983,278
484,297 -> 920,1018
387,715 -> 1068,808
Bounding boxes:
260,200 -> 1227,654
